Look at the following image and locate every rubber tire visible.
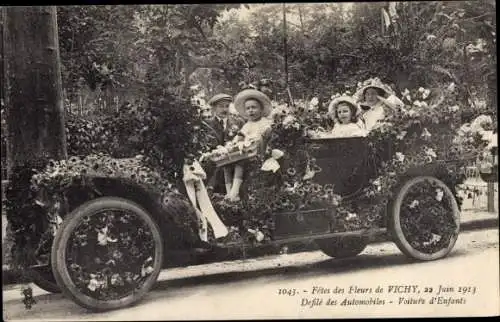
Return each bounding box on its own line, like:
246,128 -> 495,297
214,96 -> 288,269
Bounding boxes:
389,176 -> 460,261
51,197 -> 164,311
29,265 -> 61,294
316,236 -> 367,258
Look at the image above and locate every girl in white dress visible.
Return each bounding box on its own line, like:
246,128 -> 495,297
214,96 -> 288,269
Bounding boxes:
327,96 -> 367,138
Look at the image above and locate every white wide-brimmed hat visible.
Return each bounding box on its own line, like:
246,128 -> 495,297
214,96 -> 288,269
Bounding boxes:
328,96 -> 361,116
234,89 -> 272,119
207,93 -> 233,107
353,78 -> 395,102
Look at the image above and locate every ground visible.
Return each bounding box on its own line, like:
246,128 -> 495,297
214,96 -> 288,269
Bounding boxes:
3,228 -> 499,320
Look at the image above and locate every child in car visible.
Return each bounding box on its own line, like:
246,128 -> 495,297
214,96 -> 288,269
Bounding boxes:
224,89 -> 273,202
326,96 -> 367,138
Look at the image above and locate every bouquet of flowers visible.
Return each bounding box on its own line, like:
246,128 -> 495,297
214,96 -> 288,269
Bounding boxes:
203,136 -> 260,167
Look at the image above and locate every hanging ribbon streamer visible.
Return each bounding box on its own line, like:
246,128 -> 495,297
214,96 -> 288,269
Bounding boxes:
183,160 -> 229,241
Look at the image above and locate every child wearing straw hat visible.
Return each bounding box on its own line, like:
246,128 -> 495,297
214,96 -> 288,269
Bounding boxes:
327,96 -> 367,138
223,89 -> 274,202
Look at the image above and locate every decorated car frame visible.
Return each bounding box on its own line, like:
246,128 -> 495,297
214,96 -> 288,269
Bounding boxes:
11,79 -> 497,312
22,134 -> 467,312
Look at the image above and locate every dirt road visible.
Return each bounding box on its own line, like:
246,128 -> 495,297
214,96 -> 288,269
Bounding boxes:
3,228 -> 499,320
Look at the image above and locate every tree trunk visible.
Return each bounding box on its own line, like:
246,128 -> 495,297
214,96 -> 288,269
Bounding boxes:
3,6 -> 67,170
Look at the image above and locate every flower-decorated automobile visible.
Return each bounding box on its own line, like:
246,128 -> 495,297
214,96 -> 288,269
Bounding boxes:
6,80 -> 496,312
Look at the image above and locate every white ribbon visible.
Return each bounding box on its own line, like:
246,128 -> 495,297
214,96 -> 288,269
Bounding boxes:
183,160 -> 228,241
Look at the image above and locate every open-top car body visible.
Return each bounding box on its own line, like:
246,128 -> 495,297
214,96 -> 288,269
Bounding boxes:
22,133 -> 473,312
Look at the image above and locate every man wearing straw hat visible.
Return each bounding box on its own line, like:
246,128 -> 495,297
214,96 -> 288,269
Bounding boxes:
204,93 -> 245,194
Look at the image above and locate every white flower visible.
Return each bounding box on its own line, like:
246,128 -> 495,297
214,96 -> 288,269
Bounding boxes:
309,97 -> 319,107
331,195 -> 341,207
402,88 -> 410,96
449,105 -> 460,112
110,274 -> 123,286
141,266 -> 154,277
396,131 -> 407,140
346,212 -> 357,221
425,147 -> 437,159
418,87 -> 425,93
408,110 -> 418,117
405,94 -> 412,102
435,188 -> 444,202
97,226 -> 117,246
421,128 -> 432,140
88,278 -> 99,291
447,82 -> 456,92
413,100 -> 422,108
282,115 -> 296,127
420,101 -> 429,108
470,115 -> 492,132
331,93 -> 341,100
481,130 -> 496,144
422,89 -> 431,99
426,34 -> 437,41
395,152 -> 405,162
409,200 -> 420,209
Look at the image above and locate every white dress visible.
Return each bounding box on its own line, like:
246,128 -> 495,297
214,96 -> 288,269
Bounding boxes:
330,122 -> 367,138
239,118 -> 273,141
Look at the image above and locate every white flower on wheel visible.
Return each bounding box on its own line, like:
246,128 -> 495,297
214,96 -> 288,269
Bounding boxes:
87,274 -> 105,291
435,188 -> 444,202
141,266 -> 155,277
422,89 -> 431,100
97,226 -> 117,246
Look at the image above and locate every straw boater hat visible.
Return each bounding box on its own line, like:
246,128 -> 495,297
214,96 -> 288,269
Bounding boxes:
233,89 -> 272,119
328,96 -> 361,116
207,93 -> 233,107
353,78 -> 395,102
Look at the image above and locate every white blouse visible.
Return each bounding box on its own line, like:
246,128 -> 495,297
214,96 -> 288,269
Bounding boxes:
330,122 -> 367,138
239,117 -> 273,141
359,95 -> 404,131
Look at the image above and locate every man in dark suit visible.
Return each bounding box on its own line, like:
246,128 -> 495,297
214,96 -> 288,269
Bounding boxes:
203,93 -> 245,194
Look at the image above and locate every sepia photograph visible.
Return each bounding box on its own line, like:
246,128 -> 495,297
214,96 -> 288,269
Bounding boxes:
1,2 -> 498,320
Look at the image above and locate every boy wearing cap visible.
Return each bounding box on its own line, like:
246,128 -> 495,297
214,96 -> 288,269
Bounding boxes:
205,93 -> 245,194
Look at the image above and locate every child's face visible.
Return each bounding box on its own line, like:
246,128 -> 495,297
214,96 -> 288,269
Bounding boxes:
213,101 -> 230,118
364,88 -> 380,104
336,103 -> 353,124
245,99 -> 263,121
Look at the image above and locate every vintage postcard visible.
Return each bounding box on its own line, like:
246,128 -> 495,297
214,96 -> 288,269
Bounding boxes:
2,2 -> 498,320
